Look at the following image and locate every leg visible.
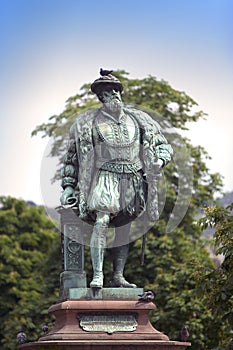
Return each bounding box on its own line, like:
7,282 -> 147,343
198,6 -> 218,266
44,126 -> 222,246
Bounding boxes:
90,212 -> 110,288
110,222 -> 137,288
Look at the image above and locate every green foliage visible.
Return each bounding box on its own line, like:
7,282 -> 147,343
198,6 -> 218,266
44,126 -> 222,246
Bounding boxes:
0,197 -> 60,350
32,70 -> 206,142
195,203 -> 233,346
119,219 -> 226,349
32,70 -> 210,183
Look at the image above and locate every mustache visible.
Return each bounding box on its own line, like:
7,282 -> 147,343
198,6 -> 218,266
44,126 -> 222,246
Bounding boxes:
111,96 -> 122,102
104,97 -> 122,105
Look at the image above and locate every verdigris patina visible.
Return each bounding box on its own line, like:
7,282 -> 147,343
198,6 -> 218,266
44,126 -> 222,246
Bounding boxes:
60,69 -> 173,289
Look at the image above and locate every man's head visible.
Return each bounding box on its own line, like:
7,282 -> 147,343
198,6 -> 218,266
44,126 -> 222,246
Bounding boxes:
95,83 -> 121,103
99,84 -> 123,115
91,70 -> 124,115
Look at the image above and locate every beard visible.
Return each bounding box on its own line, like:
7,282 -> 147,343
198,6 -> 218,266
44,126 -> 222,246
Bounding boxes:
103,98 -> 123,116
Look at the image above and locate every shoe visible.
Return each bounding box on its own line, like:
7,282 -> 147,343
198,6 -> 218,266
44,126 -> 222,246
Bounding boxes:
90,272 -> 103,288
110,274 -> 137,288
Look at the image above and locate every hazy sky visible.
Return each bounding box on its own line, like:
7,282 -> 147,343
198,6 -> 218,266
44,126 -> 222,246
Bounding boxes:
1,0 -> 232,206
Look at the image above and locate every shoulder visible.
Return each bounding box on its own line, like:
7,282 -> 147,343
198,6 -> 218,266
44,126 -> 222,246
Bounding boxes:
123,106 -> 161,132
70,108 -> 100,134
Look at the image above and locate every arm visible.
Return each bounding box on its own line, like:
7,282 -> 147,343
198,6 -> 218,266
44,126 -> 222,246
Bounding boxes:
153,126 -> 173,169
135,109 -> 173,171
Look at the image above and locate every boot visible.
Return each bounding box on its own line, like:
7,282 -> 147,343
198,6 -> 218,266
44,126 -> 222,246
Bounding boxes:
90,213 -> 109,288
110,244 -> 137,288
90,247 -> 104,288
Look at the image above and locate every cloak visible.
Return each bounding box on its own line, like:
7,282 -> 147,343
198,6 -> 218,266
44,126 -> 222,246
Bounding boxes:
61,107 -> 173,221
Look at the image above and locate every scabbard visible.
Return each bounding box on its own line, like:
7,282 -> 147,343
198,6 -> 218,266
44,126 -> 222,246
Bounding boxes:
141,233 -> 146,266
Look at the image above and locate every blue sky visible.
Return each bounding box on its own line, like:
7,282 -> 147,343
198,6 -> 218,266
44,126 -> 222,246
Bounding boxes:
0,0 -> 232,206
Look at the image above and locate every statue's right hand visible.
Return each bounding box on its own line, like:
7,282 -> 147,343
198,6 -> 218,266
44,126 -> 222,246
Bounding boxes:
60,186 -> 75,205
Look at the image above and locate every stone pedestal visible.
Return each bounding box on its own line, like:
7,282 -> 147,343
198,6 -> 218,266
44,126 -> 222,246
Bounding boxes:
19,292 -> 191,350
20,340 -> 190,350
58,207 -> 87,300
19,209 -> 190,349
39,299 -> 169,341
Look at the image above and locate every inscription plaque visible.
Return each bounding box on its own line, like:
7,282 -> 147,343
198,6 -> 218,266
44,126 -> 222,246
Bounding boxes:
77,313 -> 137,334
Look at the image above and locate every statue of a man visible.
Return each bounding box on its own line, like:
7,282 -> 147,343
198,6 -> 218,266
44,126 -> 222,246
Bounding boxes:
60,70 -> 173,289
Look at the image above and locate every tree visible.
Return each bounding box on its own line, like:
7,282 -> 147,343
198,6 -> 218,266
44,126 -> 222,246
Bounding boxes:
32,70 -> 207,175
32,69 -> 222,219
0,196 -> 60,350
195,203 -> 233,346
31,70 -> 226,348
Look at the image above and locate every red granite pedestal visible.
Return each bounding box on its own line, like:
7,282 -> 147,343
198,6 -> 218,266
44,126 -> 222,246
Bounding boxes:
19,299 -> 190,350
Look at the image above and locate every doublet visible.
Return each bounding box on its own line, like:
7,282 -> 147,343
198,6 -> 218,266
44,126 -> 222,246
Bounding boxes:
61,106 -> 173,222
93,111 -> 142,173
88,110 -> 145,216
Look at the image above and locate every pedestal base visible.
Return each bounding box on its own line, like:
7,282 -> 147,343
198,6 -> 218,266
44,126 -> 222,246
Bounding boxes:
40,300 -> 169,341
20,340 -> 190,350
19,299 -> 190,349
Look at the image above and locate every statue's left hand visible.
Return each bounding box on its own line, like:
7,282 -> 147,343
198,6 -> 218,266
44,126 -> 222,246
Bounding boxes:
151,159 -> 163,174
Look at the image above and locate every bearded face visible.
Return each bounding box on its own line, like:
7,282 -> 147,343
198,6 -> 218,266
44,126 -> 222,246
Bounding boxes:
99,88 -> 123,116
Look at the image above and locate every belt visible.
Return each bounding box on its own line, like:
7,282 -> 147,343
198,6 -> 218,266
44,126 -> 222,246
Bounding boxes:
96,159 -> 142,174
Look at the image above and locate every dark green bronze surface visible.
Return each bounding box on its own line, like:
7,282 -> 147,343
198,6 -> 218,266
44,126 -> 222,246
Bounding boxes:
68,287 -> 143,300
59,70 -> 173,290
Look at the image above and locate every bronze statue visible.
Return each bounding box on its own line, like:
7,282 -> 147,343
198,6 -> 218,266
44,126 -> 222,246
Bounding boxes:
60,70 -> 173,289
